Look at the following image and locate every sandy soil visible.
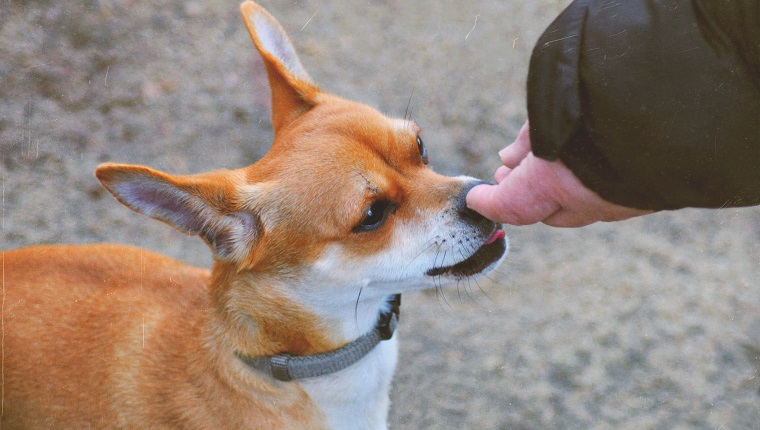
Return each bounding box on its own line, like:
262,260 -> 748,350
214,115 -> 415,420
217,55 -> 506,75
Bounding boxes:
2,0 -> 760,428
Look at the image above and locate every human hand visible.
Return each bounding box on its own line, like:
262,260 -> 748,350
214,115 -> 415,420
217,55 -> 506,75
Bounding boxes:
466,121 -> 653,227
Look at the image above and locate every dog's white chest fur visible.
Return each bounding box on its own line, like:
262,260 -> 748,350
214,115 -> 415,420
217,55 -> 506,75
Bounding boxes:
299,337 -> 398,430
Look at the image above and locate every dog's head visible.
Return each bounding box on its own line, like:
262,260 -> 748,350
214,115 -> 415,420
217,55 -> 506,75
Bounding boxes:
96,2 -> 507,306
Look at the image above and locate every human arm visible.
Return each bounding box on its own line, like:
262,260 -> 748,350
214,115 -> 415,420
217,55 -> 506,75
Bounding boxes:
527,0 -> 760,211
468,0 -> 760,226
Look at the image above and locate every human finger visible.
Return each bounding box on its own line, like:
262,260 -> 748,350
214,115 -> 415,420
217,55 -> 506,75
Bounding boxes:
466,154 -> 561,225
494,165 -> 511,184
499,121 -> 531,168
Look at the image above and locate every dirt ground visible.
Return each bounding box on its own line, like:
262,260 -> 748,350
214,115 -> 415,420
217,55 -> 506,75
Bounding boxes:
3,0 -> 760,428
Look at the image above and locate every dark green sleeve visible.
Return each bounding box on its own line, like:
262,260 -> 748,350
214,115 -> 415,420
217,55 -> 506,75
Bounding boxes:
527,0 -> 760,210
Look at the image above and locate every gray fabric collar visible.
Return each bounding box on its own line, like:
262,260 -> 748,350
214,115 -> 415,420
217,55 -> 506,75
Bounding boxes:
236,294 -> 401,382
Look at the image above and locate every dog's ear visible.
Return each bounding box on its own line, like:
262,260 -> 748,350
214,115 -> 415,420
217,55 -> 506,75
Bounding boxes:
95,163 -> 260,262
241,1 -> 320,134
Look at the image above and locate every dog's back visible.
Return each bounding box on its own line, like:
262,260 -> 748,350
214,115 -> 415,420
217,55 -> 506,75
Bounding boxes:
2,244 -> 212,428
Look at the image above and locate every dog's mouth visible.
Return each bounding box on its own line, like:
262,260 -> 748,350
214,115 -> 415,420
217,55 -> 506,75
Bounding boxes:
426,228 -> 507,278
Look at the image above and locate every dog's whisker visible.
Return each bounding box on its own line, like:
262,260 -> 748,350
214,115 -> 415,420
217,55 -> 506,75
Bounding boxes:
467,276 -> 483,305
354,286 -> 364,332
456,250 -> 480,305
472,276 -> 494,302
438,275 -> 453,309
403,89 -> 415,124
401,241 -> 439,275
433,278 -> 447,312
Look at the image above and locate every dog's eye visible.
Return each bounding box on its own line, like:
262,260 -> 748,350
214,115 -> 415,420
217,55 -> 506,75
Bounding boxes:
417,136 -> 429,165
353,200 -> 396,233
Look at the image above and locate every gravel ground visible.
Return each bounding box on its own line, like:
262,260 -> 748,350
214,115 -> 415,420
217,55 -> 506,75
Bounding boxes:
2,0 -> 760,428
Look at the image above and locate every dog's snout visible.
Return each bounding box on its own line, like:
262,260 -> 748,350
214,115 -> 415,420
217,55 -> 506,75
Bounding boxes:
456,180 -> 491,223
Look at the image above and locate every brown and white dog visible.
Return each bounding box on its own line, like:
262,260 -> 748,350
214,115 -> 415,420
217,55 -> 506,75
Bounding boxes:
2,2 -> 507,429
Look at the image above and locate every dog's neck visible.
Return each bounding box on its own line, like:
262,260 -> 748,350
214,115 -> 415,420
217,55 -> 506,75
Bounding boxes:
208,263 -> 398,430
208,262 -> 393,362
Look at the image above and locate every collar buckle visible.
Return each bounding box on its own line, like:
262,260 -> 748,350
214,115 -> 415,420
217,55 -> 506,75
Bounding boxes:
376,294 -> 401,341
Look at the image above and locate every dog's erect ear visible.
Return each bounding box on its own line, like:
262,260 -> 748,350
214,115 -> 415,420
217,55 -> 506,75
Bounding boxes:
241,1 -> 320,134
95,163 -> 260,262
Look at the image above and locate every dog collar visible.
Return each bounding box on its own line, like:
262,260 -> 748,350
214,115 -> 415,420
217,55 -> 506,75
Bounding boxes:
237,294 -> 401,382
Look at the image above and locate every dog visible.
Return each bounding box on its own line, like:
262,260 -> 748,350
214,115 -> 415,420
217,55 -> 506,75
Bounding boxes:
2,2 -> 507,429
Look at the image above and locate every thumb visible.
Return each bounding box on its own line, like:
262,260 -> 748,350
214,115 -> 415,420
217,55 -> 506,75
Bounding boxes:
467,182 -> 547,226
466,183 -> 503,222
466,154 -> 562,225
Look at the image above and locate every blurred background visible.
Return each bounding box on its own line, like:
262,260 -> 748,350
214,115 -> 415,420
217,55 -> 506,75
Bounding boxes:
2,0 -> 760,428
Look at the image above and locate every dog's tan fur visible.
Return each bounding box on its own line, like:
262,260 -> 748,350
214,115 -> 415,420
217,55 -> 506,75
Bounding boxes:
4,244 -> 333,428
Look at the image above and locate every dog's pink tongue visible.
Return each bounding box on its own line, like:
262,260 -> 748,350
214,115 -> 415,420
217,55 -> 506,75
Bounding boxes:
484,229 -> 505,245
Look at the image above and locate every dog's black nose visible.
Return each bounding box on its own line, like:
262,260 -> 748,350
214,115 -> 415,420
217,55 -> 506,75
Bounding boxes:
456,180 -> 492,224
